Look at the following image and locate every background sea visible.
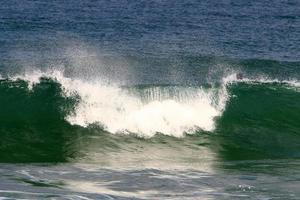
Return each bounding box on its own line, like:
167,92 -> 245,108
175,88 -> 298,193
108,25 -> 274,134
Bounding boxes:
0,0 -> 300,199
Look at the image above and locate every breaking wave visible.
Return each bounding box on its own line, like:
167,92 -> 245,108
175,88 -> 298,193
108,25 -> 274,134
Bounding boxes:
1,69 -> 300,162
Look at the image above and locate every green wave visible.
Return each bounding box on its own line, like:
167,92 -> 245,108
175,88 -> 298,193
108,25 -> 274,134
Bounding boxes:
0,77 -> 300,162
0,78 -> 80,162
214,82 -> 300,160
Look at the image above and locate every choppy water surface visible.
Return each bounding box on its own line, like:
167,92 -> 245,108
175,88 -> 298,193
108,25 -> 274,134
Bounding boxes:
0,160 -> 299,200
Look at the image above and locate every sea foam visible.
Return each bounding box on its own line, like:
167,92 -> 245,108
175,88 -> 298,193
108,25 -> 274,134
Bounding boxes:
10,69 -> 229,137
9,69 -> 300,137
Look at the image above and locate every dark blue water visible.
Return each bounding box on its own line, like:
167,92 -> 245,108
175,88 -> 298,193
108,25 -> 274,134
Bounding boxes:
0,0 -> 300,199
1,0 -> 299,60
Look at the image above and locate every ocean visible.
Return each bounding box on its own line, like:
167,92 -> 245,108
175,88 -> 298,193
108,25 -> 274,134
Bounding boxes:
0,0 -> 300,199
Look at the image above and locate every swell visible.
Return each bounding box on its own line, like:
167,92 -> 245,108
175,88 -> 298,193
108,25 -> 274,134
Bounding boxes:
0,72 -> 300,162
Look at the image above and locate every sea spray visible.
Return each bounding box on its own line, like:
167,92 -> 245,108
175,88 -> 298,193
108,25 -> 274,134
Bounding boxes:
4,69 -> 300,139
9,69 -> 228,137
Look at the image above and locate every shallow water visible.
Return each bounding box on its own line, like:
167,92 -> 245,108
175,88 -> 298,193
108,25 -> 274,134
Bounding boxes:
0,159 -> 299,200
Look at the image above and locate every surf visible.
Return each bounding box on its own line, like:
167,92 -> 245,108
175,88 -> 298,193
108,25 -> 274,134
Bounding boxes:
1,69 -> 300,162
4,69 -> 229,137
2,69 -> 300,137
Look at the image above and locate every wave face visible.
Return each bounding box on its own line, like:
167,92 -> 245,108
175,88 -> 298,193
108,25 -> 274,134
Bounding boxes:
0,76 -> 79,162
1,70 -> 300,162
215,81 -> 300,159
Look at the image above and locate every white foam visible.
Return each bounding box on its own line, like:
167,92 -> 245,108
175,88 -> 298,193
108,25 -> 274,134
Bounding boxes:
9,69 -> 229,137
5,69 -> 300,137
64,79 -> 227,137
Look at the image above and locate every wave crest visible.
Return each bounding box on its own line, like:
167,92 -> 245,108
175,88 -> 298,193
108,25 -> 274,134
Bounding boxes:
7,70 -> 228,137
5,70 -> 300,137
